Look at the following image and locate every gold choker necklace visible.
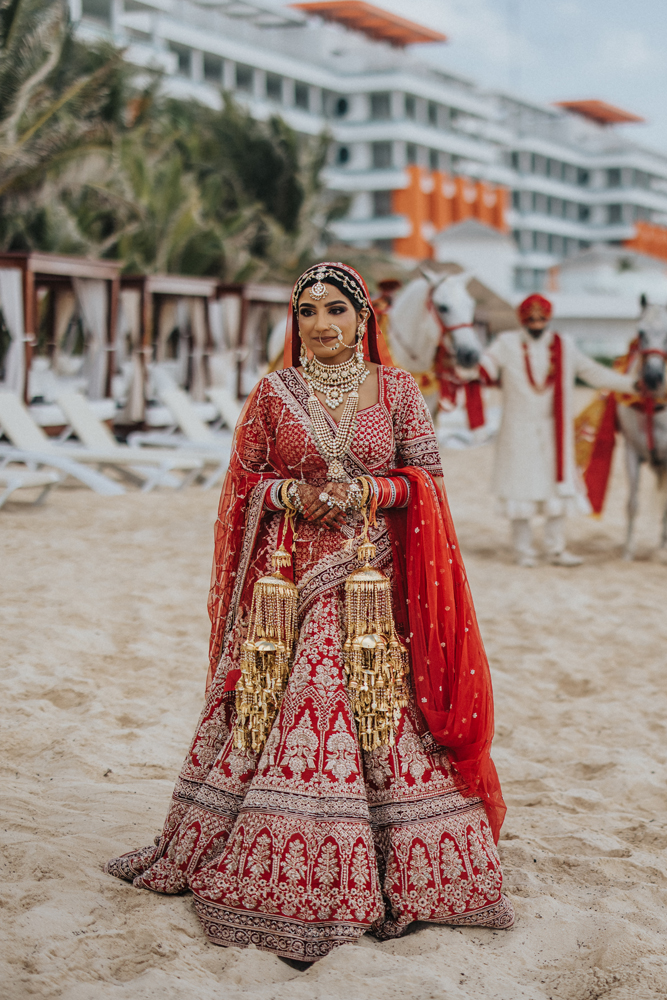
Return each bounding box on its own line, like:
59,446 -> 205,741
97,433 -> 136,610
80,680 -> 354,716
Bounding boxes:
302,351 -> 369,410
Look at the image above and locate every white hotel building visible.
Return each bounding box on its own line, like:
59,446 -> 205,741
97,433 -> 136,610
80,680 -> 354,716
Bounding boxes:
73,0 -> 667,294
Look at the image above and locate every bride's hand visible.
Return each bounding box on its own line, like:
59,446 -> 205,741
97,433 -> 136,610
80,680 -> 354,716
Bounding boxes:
298,483 -> 347,529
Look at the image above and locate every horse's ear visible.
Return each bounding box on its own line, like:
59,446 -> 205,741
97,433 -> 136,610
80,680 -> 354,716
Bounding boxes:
640,293 -> 648,310
418,265 -> 440,287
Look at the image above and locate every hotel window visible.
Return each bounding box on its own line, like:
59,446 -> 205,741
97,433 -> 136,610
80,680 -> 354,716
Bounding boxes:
373,190 -> 393,217
295,82 -> 309,110
336,146 -> 350,165
534,193 -> 548,215
81,0 -> 111,23
563,164 -> 577,185
534,232 -> 550,253
370,92 -> 391,120
334,97 -> 349,117
203,54 -> 223,83
169,44 -> 191,77
429,148 -> 439,170
405,94 -> 416,119
578,204 -> 590,221
372,142 -> 393,169
533,155 -> 547,176
266,73 -> 282,102
406,143 -> 418,165
519,190 -> 532,212
607,168 -> 622,188
608,204 -> 623,224
547,159 -> 562,180
577,168 -> 589,186
428,101 -> 438,126
235,63 -> 253,92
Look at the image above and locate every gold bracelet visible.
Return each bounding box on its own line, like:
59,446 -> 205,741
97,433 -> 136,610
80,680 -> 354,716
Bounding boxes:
280,478 -> 296,511
358,476 -> 372,512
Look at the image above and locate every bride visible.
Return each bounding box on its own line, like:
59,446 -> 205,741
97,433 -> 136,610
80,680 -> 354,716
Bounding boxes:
106,262 -> 514,961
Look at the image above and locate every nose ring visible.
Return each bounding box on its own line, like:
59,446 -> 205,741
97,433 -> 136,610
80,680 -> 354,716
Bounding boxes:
329,323 -> 344,350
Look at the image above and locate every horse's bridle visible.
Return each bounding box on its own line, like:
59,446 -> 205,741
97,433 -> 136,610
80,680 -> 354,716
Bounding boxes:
427,289 -> 475,344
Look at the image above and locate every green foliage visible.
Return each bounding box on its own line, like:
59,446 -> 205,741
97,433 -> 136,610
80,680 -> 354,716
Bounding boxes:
0,0 -> 348,280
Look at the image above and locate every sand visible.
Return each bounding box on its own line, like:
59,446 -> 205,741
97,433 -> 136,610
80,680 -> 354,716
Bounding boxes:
2,423 -> 667,1000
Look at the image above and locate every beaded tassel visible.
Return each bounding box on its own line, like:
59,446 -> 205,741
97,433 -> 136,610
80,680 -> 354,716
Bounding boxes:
233,522 -> 298,753
343,508 -> 409,751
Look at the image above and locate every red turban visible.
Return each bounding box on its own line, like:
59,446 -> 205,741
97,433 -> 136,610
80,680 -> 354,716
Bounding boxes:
518,293 -> 552,324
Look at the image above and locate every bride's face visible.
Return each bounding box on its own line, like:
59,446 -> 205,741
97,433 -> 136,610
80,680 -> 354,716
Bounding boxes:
297,284 -> 366,362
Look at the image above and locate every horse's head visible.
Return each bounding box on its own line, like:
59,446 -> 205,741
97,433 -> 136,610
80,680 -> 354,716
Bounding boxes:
426,271 -> 480,368
637,295 -> 667,393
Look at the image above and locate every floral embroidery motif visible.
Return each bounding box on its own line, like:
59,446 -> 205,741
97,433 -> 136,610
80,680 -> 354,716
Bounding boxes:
440,837 -> 465,882
407,843 -> 433,891
324,714 -> 358,782
314,841 -> 340,890
397,731 -> 429,781
192,719 -> 227,766
281,839 -> 307,885
245,833 -> 272,878
349,843 -> 370,890
280,715 -> 318,776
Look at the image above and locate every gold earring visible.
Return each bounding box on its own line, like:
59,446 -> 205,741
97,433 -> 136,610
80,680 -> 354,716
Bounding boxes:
356,320 -> 366,354
300,342 -> 307,365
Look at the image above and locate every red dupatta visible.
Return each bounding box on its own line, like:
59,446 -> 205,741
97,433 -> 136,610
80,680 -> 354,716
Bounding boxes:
386,468 -> 505,843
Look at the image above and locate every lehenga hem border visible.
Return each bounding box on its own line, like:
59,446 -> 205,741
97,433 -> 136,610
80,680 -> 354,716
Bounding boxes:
193,898 -> 366,960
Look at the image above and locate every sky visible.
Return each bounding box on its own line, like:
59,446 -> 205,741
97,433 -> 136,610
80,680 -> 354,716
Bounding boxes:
302,0 -> 667,154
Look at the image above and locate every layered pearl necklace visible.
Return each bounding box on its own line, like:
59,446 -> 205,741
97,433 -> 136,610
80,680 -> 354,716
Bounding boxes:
303,350 -> 369,482
302,351 -> 368,410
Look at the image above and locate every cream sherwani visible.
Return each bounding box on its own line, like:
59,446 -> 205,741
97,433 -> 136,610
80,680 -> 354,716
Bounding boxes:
481,329 -> 634,521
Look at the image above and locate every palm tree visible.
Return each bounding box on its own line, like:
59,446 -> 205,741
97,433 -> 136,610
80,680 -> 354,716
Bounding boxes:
0,0 -> 129,250
0,1 -> 348,279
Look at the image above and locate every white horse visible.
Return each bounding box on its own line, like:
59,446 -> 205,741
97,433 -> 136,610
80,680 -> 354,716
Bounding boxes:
385,270 -> 483,417
617,297 -> 667,560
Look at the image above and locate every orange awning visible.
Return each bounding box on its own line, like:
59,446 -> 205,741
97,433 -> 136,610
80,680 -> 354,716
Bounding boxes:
291,1 -> 447,47
555,100 -> 644,126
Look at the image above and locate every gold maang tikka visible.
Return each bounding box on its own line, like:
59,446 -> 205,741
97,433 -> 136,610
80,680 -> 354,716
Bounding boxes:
308,270 -> 329,301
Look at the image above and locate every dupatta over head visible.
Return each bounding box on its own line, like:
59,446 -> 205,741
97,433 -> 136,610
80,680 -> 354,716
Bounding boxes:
206,261 -> 505,841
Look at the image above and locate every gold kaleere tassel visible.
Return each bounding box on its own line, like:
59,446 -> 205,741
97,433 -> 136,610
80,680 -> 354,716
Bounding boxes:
233,514 -> 298,753
343,493 -> 410,752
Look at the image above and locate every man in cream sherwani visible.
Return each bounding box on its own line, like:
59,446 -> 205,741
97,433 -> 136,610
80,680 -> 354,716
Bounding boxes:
478,294 -> 634,567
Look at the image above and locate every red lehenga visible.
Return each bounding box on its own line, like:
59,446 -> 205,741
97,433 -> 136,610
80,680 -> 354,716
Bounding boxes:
106,365 -> 514,960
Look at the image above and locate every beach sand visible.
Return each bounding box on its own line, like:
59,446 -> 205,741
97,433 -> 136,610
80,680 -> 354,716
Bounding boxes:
2,425 -> 667,1000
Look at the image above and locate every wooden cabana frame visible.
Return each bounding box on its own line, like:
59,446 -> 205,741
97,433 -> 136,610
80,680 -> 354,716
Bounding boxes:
120,273 -> 220,351
217,281 -> 292,397
119,274 -> 220,415
0,251 -> 121,403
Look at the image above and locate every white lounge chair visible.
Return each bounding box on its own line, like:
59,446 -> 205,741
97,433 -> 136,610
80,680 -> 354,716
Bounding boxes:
0,465 -> 61,509
206,387 -> 242,432
0,392 -> 202,494
54,391 -> 205,491
128,386 -> 232,490
0,392 -> 125,497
